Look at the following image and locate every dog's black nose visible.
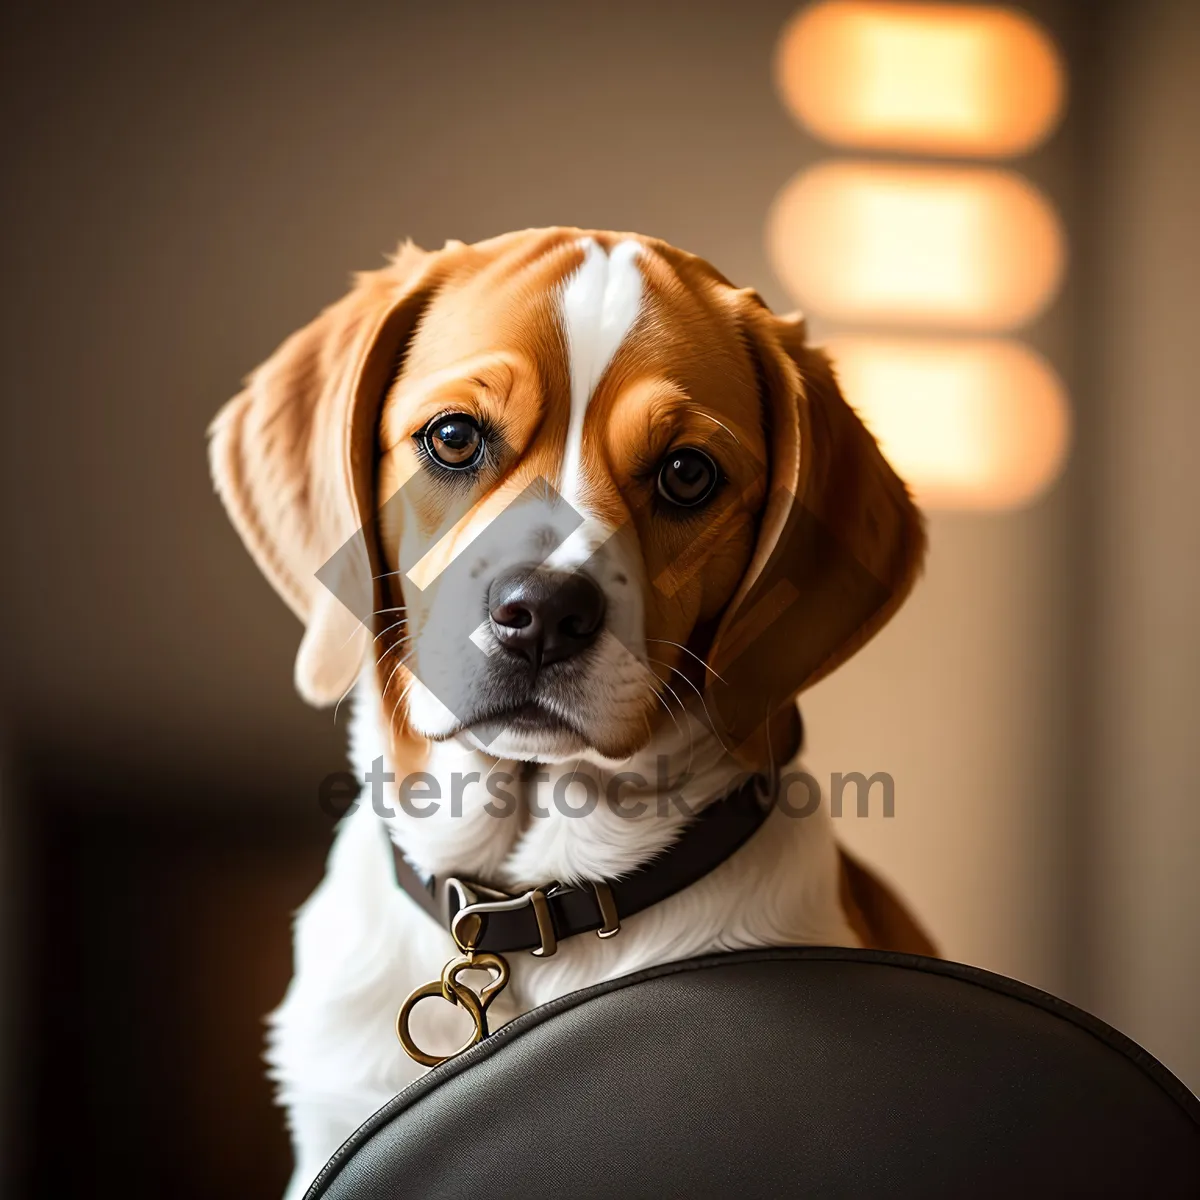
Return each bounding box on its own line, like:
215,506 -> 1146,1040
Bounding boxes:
488,566 -> 606,669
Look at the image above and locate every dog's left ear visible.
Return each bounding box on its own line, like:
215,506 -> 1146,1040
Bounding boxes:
704,292 -> 926,764
208,242 -> 450,706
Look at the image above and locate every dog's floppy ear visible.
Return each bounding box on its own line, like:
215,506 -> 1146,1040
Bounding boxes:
208,242 -> 448,706
704,293 -> 925,763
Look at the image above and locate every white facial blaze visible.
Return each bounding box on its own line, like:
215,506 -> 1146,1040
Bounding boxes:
406,238 -> 656,759
558,237 -> 644,511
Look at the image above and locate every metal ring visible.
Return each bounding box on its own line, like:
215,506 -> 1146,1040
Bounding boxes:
396,977 -> 486,1068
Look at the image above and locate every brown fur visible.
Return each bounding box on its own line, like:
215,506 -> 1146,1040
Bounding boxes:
209,227 -> 935,955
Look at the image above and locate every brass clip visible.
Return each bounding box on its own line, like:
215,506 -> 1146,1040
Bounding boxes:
396,950 -> 511,1068
448,881 -> 561,958
397,877 -> 573,1066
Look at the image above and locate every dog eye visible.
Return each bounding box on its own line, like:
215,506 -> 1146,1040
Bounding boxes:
657,447 -> 718,508
424,414 -> 483,469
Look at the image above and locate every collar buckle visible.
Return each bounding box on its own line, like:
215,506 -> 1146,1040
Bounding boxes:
446,877 -> 562,958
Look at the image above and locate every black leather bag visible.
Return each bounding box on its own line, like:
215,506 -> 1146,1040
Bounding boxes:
306,947 -> 1200,1198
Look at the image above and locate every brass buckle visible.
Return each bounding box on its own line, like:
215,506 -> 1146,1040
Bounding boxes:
448,879 -> 561,958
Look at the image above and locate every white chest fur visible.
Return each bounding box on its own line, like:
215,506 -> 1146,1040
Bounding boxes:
268,678 -> 856,1198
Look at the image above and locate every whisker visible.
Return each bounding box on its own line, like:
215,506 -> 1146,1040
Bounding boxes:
388,664 -> 421,731
333,620 -> 370,655
646,658 -> 691,717
645,638 -> 726,684
375,634 -> 411,668
648,655 -> 732,760
372,616 -> 408,645
380,649 -> 415,705
332,673 -> 359,726
390,678 -> 415,730
687,682 -> 733,759
640,677 -> 682,739
330,612 -> 409,722
645,657 -> 699,775
650,684 -> 682,732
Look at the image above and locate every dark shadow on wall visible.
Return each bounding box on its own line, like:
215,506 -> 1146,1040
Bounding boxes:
16,750 -> 332,1199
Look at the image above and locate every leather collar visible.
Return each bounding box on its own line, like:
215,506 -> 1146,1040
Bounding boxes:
390,773 -> 771,957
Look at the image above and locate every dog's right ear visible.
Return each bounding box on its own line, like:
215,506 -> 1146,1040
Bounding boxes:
208,242 -> 449,707
703,292 -> 926,765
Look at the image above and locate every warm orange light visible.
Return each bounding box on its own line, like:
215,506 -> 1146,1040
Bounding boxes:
826,335 -> 1070,509
776,1 -> 1065,157
767,161 -> 1064,330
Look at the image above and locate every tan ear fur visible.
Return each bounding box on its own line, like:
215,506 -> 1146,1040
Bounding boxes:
705,296 -> 926,763
208,242 -> 447,706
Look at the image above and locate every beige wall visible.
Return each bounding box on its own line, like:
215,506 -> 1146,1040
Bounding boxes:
0,0 -> 1193,1099
1088,0 -> 1200,1092
810,500 -> 1074,997
824,1 -> 1200,1093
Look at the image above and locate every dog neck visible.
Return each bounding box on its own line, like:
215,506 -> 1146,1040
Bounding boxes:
347,675 -> 759,892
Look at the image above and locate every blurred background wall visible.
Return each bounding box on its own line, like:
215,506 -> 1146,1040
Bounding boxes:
1086,0 -> 1200,1116
0,1 -> 1196,1195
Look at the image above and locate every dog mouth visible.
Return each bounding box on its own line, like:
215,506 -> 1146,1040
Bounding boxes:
418,647 -> 599,747
493,700 -> 578,733
412,647 -> 645,758
459,698 -> 584,742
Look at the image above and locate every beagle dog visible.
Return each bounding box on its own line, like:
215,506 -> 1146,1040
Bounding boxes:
210,228 -> 934,1198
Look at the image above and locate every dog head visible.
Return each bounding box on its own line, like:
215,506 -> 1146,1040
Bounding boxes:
210,229 -> 923,768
